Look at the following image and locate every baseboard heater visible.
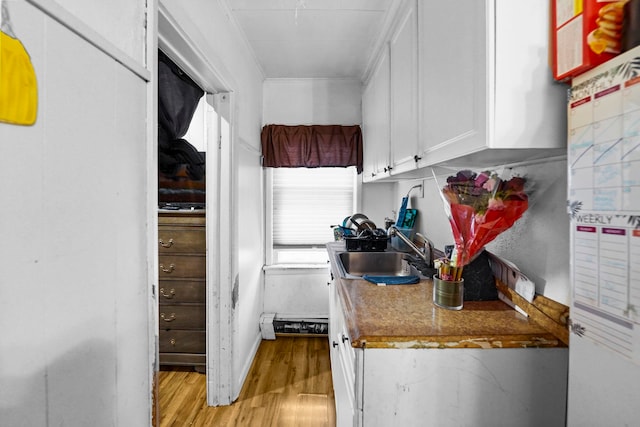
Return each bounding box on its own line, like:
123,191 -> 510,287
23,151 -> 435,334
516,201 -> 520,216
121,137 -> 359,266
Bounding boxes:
260,313 -> 328,339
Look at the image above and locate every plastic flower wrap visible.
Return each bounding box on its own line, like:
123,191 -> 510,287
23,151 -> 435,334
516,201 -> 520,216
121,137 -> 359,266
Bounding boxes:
434,169 -> 529,280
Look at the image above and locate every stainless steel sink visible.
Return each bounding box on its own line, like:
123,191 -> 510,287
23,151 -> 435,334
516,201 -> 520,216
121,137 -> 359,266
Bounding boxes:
336,251 -> 420,278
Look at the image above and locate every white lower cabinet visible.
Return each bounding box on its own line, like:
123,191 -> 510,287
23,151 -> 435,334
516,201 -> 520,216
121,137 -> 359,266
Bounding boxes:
328,279 -> 358,425
329,280 -> 568,427
359,348 -> 567,427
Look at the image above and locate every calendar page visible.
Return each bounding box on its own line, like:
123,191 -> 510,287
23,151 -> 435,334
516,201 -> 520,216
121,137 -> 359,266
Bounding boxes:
569,45 -> 640,363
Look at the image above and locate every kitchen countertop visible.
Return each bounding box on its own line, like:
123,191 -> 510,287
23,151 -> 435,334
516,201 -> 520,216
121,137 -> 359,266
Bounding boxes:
327,242 -> 566,350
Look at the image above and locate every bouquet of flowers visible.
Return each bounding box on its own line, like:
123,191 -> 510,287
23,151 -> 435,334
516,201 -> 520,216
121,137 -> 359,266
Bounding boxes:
434,169 -> 529,281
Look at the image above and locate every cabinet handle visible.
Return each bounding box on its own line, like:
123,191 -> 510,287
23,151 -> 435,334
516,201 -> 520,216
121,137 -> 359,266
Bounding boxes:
342,334 -> 349,343
160,287 -> 175,299
371,172 -> 376,178
159,238 -> 174,248
170,338 -> 176,346
160,263 -> 175,273
384,166 -> 393,173
332,341 -> 339,348
161,312 -> 176,322
414,155 -> 422,162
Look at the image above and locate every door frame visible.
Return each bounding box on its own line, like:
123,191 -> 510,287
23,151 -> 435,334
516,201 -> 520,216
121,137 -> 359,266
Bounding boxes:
205,92 -> 234,406
156,2 -> 235,406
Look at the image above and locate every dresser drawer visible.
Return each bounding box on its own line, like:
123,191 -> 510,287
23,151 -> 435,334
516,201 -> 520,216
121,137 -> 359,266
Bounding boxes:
159,212 -> 205,227
159,330 -> 206,354
159,279 -> 205,303
158,212 -> 206,367
159,304 -> 206,330
159,255 -> 205,278
159,353 -> 205,366
158,227 -> 205,254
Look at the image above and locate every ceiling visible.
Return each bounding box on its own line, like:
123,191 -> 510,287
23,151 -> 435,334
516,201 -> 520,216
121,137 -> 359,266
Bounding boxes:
225,0 -> 398,80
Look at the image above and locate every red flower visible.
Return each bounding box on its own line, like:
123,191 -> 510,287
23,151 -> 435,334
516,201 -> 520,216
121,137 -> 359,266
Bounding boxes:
438,170 -> 529,267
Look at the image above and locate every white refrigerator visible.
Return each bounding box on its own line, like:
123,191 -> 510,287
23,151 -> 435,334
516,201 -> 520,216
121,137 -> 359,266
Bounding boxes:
567,45 -> 640,426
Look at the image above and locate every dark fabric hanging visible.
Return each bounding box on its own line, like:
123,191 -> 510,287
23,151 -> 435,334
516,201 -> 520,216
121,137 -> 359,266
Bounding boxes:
261,124 -> 363,174
158,50 -> 205,180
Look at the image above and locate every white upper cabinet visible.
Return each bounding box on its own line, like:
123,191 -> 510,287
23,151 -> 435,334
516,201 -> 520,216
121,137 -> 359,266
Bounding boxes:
417,0 -> 484,164
389,0 -> 419,175
416,0 -> 567,167
362,0 -> 567,181
362,46 -> 391,182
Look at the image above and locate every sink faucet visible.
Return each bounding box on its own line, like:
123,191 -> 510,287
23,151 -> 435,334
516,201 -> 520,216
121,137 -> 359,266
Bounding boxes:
387,226 -> 433,267
415,233 -> 435,268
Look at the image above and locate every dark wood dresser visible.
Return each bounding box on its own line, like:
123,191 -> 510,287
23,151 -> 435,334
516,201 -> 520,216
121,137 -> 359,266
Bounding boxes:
158,210 -> 206,369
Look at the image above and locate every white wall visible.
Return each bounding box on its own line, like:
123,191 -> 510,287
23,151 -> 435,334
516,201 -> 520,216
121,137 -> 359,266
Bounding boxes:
263,78 -> 362,125
261,78 -> 362,317
264,268 -> 330,318
379,157 -> 571,305
235,138 -> 265,393
360,181 -> 396,229
0,1 -> 151,425
159,0 -> 265,400
54,0 -> 146,60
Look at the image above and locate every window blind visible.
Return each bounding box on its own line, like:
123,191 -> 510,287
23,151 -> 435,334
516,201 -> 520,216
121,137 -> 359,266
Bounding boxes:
273,167 -> 356,246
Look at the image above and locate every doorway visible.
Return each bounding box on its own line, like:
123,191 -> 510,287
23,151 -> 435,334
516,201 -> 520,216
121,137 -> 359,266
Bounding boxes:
157,57 -> 207,370
157,3 -> 235,412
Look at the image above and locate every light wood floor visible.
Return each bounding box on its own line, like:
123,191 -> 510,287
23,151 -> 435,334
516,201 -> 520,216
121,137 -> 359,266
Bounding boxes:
158,336 -> 336,427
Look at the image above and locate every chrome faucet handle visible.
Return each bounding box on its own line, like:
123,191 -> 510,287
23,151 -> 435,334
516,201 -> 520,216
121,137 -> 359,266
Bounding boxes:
414,233 -> 434,267
414,232 -> 430,247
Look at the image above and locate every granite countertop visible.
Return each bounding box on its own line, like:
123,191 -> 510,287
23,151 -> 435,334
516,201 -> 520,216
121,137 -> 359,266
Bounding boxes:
327,242 -> 565,350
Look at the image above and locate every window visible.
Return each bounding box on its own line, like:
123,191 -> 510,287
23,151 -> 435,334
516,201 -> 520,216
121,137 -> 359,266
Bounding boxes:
269,167 -> 357,264
183,96 -> 207,152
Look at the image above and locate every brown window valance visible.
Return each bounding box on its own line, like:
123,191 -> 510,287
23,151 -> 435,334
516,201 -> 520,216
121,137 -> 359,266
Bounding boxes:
261,124 -> 363,174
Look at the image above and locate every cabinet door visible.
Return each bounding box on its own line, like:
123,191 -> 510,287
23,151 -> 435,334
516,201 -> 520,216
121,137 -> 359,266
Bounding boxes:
328,280 -> 357,426
362,47 -> 391,182
389,0 -> 419,174
417,0 -> 487,165
361,81 -> 378,181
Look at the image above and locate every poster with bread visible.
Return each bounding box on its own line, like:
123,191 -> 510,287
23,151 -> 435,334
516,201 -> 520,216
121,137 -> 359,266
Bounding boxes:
552,0 -> 630,82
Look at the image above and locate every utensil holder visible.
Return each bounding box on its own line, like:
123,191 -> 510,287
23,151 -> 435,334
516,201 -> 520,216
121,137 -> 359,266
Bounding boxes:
432,275 -> 464,310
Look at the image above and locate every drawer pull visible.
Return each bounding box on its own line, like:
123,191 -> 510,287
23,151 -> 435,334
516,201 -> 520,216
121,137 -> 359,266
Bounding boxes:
159,238 -> 174,248
160,287 -> 175,299
170,338 -> 176,346
161,312 -> 176,322
160,263 -> 175,273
